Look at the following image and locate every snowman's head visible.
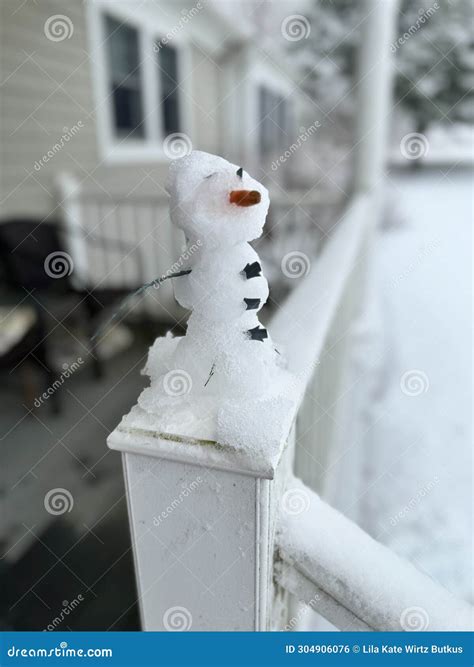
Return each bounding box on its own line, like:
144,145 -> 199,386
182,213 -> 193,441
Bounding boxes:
166,150 -> 269,247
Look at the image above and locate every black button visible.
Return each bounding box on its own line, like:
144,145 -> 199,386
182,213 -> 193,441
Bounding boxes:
247,326 -> 268,342
244,298 -> 260,310
242,262 -> 261,279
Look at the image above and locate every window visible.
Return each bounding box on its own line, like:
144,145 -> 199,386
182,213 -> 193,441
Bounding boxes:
101,13 -> 182,153
104,16 -> 144,138
259,86 -> 289,157
157,44 -> 181,136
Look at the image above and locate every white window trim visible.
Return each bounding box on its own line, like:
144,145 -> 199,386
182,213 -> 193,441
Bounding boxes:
233,59 -> 295,171
251,63 -> 295,133
87,0 -> 193,164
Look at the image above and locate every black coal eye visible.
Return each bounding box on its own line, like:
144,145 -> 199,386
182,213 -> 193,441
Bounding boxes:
236,167 -> 243,178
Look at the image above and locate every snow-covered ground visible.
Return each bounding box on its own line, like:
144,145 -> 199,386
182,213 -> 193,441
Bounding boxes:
357,167 -> 473,603
390,123 -> 474,166
301,166 -> 472,632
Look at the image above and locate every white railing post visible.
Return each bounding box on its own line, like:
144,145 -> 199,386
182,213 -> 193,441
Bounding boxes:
107,408 -> 295,631
55,172 -> 90,289
352,0 -> 399,195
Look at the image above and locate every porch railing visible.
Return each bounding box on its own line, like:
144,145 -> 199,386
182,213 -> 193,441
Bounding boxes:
106,193 -> 473,631
104,0 -> 473,631
55,172 -> 183,321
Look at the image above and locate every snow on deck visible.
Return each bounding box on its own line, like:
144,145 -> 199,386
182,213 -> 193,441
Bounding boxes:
358,168 -> 472,602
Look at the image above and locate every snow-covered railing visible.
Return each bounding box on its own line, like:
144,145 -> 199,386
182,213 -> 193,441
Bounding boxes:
270,193 -> 371,397
276,481 -> 473,632
270,194 -> 472,632
107,191 -> 472,631
105,192 -> 368,631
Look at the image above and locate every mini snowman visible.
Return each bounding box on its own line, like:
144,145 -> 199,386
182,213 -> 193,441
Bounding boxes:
138,151 -> 294,448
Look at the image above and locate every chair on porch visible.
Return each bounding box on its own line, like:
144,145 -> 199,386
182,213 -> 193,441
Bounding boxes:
0,218 -> 146,413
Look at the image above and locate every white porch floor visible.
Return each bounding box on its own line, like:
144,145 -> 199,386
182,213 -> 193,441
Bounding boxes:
357,167 -> 472,603
302,166 -> 472,632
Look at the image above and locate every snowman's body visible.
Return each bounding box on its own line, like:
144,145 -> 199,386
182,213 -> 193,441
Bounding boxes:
139,151 -> 289,425
173,241 -> 275,396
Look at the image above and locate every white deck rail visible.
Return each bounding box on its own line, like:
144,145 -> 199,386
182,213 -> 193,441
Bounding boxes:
107,194 -> 473,631
276,482 -> 473,632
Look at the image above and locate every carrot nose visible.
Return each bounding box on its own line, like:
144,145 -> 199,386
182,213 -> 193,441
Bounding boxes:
229,190 -> 261,207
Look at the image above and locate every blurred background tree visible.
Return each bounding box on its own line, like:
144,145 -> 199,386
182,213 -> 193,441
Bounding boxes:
289,0 -> 360,117
278,1 -> 363,222
394,0 -> 474,136
289,0 -> 474,136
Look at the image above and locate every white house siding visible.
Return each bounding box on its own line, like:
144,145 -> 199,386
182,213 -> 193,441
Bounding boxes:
1,0 -> 313,220
0,0 -> 242,220
189,44 -> 221,156
1,0 -> 99,219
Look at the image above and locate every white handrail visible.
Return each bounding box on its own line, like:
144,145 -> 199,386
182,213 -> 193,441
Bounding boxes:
276,480 -> 474,631
271,193 -> 372,398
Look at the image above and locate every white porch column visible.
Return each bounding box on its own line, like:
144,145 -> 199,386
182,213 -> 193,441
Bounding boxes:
107,408 -> 294,631
352,0 -> 399,194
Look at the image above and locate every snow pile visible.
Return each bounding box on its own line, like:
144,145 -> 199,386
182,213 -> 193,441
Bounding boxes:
357,171 -> 473,602
137,152 -> 297,459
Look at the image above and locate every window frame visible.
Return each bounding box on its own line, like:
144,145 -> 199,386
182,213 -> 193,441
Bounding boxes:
88,1 -> 192,164
246,62 -> 295,170
103,15 -> 146,141
258,85 -> 292,159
